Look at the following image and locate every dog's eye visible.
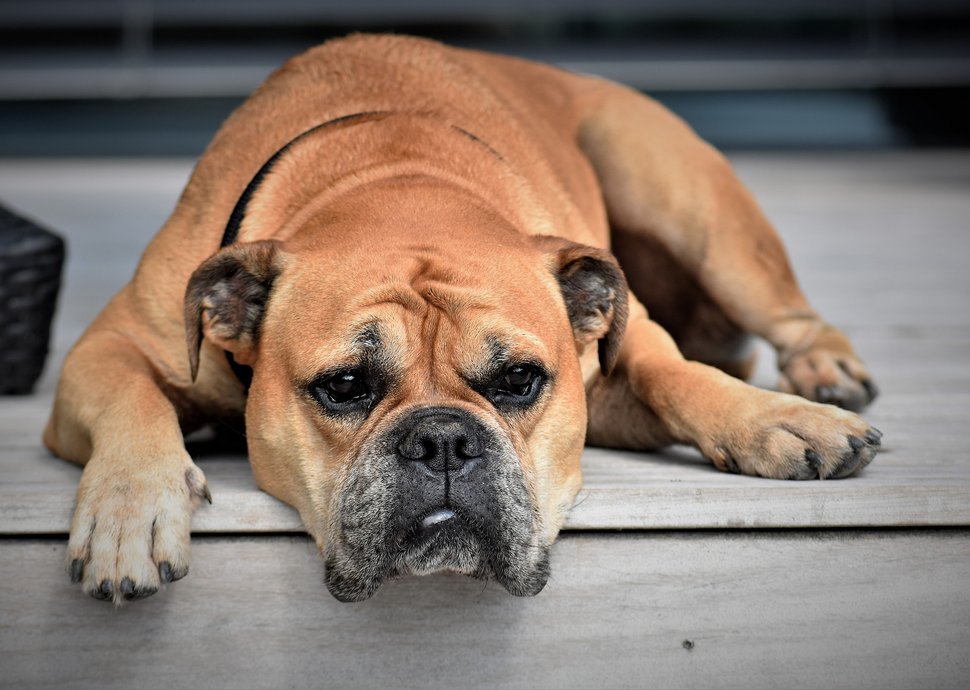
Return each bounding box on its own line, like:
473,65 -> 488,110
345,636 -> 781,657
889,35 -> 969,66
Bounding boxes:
487,363 -> 546,408
499,365 -> 538,396
319,370 -> 370,404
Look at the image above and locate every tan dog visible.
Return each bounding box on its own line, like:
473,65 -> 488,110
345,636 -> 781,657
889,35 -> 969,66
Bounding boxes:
45,34 -> 881,603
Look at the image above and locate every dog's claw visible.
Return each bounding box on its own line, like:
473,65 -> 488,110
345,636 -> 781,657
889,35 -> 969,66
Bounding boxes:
132,586 -> 158,601
804,449 -> 823,469
184,467 -> 212,505
864,430 -> 882,446
825,434 -> 879,479
70,558 -> 84,584
158,560 -> 187,583
815,385 -> 835,403
90,579 -> 115,601
119,576 -> 156,601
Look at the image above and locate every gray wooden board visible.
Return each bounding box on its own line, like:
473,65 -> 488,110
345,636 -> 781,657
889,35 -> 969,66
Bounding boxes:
1,153 -> 970,533
2,393 -> 970,533
2,144 -> 970,690
3,373 -> 970,532
1,531 -> 968,690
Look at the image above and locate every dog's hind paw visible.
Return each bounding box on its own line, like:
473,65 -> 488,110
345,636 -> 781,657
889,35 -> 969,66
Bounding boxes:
66,453 -> 209,604
777,324 -> 878,412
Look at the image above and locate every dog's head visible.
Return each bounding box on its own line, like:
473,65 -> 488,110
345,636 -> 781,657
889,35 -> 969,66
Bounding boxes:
184,183 -> 627,600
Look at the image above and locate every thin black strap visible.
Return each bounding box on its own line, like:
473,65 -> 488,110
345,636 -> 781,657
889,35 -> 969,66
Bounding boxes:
220,111 -> 389,249
217,111 -> 390,390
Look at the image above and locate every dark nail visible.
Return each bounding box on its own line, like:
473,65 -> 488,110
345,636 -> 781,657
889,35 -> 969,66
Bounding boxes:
185,468 -> 211,504
848,435 -> 865,452
120,577 -> 135,599
870,426 -> 883,439
99,579 -> 114,598
831,451 -> 861,479
864,430 -> 882,446
805,449 -> 823,469
130,586 -> 158,601
159,561 -> 173,583
70,558 -> 84,584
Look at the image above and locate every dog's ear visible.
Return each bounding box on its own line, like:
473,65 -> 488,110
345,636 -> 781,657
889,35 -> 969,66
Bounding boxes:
533,235 -> 629,376
184,240 -> 284,382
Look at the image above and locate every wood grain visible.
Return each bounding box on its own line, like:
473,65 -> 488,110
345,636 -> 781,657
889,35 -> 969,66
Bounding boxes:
1,153 -> 970,535
1,148 -> 969,690
2,531 -> 968,690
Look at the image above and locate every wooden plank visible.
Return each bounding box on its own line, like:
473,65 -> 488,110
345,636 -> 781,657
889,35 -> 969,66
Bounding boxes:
1,531 -> 968,690
2,154 -> 969,533
3,427 -> 969,535
6,346 -> 970,533
3,339 -> 970,533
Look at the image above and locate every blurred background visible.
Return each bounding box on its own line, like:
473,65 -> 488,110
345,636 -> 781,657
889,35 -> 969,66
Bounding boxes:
1,0 -> 969,155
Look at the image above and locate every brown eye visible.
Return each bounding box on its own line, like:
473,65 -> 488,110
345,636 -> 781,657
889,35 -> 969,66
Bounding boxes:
321,370 -> 369,404
500,365 -> 536,396
486,363 -> 547,410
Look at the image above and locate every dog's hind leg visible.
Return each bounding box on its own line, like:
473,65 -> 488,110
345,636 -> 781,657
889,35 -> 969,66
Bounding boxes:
585,295 -> 881,479
606,230 -> 758,382
575,82 -> 877,412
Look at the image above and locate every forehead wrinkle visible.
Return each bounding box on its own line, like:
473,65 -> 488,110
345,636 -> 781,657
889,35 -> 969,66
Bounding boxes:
357,284 -> 426,314
420,283 -> 498,318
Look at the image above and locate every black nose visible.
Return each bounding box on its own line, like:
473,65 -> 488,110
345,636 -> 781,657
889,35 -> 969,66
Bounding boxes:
397,409 -> 484,473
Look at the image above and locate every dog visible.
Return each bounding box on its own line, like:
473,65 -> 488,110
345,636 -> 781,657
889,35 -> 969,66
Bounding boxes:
45,34 -> 881,603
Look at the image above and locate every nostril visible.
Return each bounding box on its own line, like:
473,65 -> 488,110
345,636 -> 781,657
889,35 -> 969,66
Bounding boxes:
398,433 -> 436,462
417,439 -> 436,462
456,434 -> 483,459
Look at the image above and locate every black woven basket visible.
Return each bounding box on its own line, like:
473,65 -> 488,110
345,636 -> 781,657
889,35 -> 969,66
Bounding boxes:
0,204 -> 65,395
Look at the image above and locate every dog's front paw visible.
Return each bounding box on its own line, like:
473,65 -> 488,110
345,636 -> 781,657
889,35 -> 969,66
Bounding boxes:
778,325 -> 878,412
66,453 -> 210,603
704,392 -> 882,480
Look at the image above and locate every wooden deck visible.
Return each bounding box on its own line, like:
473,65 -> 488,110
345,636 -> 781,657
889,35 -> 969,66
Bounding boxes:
1,152 -> 969,689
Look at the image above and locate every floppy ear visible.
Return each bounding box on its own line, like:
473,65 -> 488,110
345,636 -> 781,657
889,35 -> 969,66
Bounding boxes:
184,240 -> 284,382
533,235 -> 629,376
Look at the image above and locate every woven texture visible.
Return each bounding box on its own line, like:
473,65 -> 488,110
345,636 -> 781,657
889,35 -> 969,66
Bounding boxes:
0,204 -> 65,394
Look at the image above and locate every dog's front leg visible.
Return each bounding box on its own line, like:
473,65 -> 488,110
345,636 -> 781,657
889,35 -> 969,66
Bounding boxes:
45,326 -> 209,603
589,298 -> 881,479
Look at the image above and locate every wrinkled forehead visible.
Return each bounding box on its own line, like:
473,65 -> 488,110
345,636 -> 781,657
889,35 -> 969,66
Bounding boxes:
268,243 -> 566,375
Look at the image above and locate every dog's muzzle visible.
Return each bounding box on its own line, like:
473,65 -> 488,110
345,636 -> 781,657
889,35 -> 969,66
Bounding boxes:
324,405 -> 550,601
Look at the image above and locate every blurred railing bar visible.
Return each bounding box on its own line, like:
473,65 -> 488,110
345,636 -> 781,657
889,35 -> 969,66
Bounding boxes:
2,57 -> 970,100
1,0 -> 968,99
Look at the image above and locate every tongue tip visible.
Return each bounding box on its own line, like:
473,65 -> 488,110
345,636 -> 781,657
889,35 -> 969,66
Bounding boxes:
421,508 -> 457,529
